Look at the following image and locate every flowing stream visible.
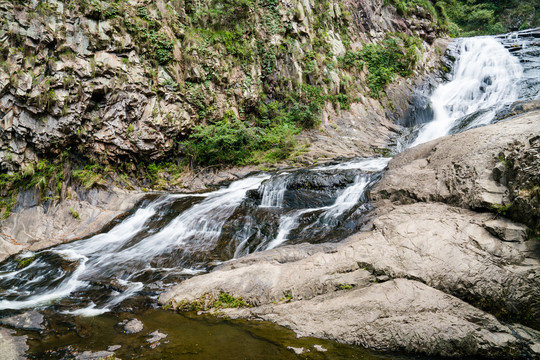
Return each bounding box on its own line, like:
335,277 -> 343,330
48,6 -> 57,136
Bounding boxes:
1,29 -> 539,358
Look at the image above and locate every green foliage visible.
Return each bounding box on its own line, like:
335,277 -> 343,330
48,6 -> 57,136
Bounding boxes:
182,110 -> 301,166
68,207 -> 80,220
16,256 -> 36,270
491,203 -> 512,216
338,50 -> 364,71
389,0 -> 440,22
124,10 -> 174,65
361,34 -> 421,98
337,283 -> 353,290
182,114 -> 259,166
438,0 -> 539,36
213,292 -> 249,309
72,163 -> 108,189
175,292 -> 250,312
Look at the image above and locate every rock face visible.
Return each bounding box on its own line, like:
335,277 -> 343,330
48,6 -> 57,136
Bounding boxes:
0,187 -> 143,262
0,0 -> 445,173
0,311 -> 44,332
159,114 -> 540,358
0,328 -> 28,360
371,109 -> 540,232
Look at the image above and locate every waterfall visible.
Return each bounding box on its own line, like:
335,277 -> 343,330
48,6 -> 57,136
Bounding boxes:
411,37 -> 523,147
1,31 -> 536,316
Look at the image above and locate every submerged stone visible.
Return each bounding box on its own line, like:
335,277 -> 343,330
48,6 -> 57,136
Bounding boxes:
0,311 -> 45,332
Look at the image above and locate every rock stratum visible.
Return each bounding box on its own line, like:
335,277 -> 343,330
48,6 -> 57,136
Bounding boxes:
0,0 -> 444,173
160,110 -> 540,358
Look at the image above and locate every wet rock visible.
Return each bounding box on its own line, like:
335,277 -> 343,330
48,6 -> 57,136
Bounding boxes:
0,327 -> 28,360
118,319 -> 143,334
74,350 -> 115,360
107,345 -> 121,352
146,330 -> 168,349
0,311 -> 45,332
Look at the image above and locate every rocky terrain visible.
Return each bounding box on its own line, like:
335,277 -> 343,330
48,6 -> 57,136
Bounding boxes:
0,0 -> 445,174
1,1 -> 538,359
159,109 -> 540,358
0,0 -> 450,255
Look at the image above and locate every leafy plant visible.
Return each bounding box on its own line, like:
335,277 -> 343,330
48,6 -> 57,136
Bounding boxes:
361,34 -> 421,98
337,283 -> 353,290
68,207 -> 80,220
491,203 -> 512,216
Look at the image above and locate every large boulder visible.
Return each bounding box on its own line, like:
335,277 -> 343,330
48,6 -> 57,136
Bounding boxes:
371,110 -> 540,232
159,201 -> 540,357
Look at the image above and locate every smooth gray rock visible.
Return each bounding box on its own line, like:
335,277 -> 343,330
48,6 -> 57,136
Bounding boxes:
0,327 -> 28,360
0,311 -> 44,332
371,110 -> 540,231
74,351 -> 114,360
484,218 -> 529,242
146,330 -> 167,344
119,319 -> 143,334
160,202 -> 540,358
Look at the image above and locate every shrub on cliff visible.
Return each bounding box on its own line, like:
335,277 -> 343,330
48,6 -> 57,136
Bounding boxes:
181,111 -> 301,166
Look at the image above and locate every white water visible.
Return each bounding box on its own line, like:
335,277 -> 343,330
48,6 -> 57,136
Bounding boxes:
260,172 -> 290,208
312,157 -> 390,172
0,176 -> 269,312
260,159 -> 387,251
264,208 -> 317,251
99,175 -> 269,263
322,175 -> 370,220
412,37 -> 523,147
3,34 -> 531,316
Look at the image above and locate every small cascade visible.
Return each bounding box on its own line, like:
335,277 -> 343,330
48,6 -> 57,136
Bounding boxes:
322,175 -> 370,221
259,173 -> 291,208
264,209 -> 312,251
0,176 -> 268,314
411,36 -> 523,146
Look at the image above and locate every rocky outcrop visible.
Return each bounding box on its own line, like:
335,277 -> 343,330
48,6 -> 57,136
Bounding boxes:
160,201 -> 540,357
0,328 -> 28,360
372,109 -> 540,232
0,186 -> 143,262
159,113 -> 540,358
0,0 -> 446,173
0,311 -> 45,332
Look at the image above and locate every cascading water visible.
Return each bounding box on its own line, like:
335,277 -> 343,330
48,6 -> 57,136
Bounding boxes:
0,30 -> 538,321
411,36 -> 523,147
0,160 -> 386,314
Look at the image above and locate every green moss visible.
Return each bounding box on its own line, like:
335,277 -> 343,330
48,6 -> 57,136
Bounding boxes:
175,292 -> 250,312
337,283 -> 353,290
214,292 -> 249,309
68,207 -> 80,220
16,256 -> 36,269
491,203 -> 512,216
